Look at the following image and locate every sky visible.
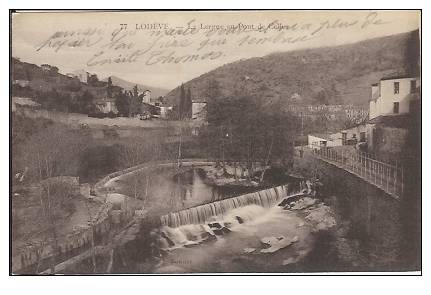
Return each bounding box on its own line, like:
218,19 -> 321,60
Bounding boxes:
12,10 -> 420,91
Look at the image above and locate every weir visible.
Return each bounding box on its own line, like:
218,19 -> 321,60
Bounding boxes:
160,184 -> 289,228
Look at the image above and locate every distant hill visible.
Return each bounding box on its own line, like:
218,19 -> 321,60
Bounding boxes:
11,58 -> 127,113
104,76 -> 169,98
165,30 -> 419,108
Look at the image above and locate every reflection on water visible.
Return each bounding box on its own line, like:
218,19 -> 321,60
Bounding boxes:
113,167 -> 266,215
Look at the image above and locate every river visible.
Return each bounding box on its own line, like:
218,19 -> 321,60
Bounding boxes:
106,165 -> 405,273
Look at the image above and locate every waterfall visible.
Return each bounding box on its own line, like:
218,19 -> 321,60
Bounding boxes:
160,184 -> 289,228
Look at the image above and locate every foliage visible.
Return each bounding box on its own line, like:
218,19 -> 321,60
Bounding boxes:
164,30 -> 419,107
15,125 -> 90,182
107,76 -> 113,98
115,90 -> 131,117
11,114 -> 53,147
201,94 -> 299,170
179,84 -> 186,119
173,84 -> 193,120
128,85 -> 142,116
63,78 -> 82,92
184,87 -> 193,119
40,180 -> 77,219
78,144 -> 122,182
118,135 -> 166,168
76,90 -> 96,114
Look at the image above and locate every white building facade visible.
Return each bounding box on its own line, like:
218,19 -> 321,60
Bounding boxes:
369,76 -> 420,120
71,69 -> 89,83
308,134 -> 340,149
142,90 -> 151,104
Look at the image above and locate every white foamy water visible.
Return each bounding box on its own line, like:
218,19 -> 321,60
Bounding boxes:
160,185 -> 288,227
152,196 -> 336,273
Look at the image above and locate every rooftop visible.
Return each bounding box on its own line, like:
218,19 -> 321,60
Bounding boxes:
368,114 -> 412,128
309,133 -> 333,141
12,97 -> 41,108
380,75 -> 418,81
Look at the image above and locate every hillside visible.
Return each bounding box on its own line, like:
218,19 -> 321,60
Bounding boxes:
104,76 -> 169,98
165,30 -> 419,107
11,58 -> 169,115
11,58 -> 129,114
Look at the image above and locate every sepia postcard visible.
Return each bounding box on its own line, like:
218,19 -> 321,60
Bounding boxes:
10,9 -> 421,275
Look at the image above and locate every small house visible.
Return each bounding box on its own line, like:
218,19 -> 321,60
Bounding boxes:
94,98 -> 118,114
308,134 -> 340,149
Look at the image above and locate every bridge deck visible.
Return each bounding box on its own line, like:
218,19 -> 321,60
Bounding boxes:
304,147 -> 403,200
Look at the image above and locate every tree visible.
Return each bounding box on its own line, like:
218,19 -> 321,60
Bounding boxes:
118,136 -> 166,201
133,84 -> 139,98
16,125 -> 89,273
184,88 -> 193,119
77,90 -> 95,114
313,89 -> 329,105
115,90 -> 131,117
178,84 -> 186,120
202,94 -> 298,178
87,74 -> 99,86
129,85 -> 141,116
107,76 -> 113,98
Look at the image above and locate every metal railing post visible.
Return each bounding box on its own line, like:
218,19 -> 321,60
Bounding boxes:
386,167 -> 391,192
365,153 -> 368,180
374,160 -> 377,185
394,166 -> 398,196
341,149 -> 344,166
401,165 -> 404,196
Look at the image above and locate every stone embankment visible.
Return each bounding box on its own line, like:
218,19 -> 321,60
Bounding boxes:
12,159 -> 215,274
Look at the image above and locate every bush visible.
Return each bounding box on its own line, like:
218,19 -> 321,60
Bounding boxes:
107,111 -> 117,118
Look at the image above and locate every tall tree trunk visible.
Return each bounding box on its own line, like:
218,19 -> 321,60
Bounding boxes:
247,138 -> 252,181
177,125 -> 182,168
106,249 -> 114,273
260,135 -> 274,183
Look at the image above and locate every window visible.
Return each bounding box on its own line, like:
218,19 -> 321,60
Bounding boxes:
394,82 -> 400,94
410,80 -> 417,93
360,132 -> 366,142
393,102 -> 399,114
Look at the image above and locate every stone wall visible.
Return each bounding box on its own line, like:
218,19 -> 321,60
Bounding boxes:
12,200 -> 113,274
302,156 -> 420,270
373,126 -> 408,162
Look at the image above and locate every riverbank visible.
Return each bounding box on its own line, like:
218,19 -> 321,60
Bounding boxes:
291,151 -> 419,271
18,153 -> 418,274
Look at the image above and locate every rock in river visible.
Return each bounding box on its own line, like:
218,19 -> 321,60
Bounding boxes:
212,227 -> 231,235
260,235 -> 299,253
282,257 -> 300,266
305,204 -> 336,231
243,248 -> 256,254
208,222 -> 222,229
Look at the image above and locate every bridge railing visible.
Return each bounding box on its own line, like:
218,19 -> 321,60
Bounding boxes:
309,144 -> 404,199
